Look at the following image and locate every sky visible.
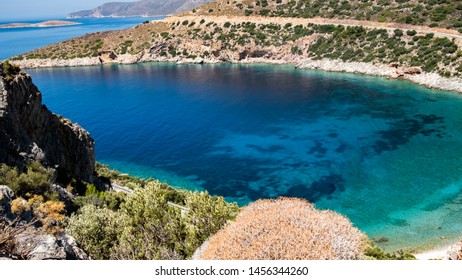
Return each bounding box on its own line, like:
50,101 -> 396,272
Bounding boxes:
0,0 -> 139,20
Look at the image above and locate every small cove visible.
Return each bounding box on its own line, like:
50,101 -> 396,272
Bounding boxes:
27,62 -> 462,252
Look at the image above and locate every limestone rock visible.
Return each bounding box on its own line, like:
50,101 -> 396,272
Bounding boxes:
447,241 -> 462,260
98,50 -> 118,63
0,64 -> 95,182
58,233 -> 89,260
49,184 -> 76,212
403,66 -> 422,75
0,185 -> 14,218
12,227 -> 89,260
0,185 -> 14,204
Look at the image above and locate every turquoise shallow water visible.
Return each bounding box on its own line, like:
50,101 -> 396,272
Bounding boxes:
27,63 -> 462,252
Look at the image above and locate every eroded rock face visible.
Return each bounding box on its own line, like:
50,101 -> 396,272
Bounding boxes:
98,50 -> 118,63
0,65 -> 95,182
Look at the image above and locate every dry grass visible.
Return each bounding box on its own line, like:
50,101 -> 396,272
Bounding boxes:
200,197 -> 366,260
0,220 -> 28,258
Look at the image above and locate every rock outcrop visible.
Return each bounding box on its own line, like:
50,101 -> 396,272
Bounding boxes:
13,229 -> 88,260
0,62 -> 95,182
0,185 -> 14,219
447,240 -> 462,260
296,59 -> 462,93
98,50 -> 118,63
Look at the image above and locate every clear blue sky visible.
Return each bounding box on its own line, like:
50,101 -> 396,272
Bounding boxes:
1,0 -> 139,20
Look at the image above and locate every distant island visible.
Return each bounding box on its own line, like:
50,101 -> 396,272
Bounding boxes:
0,20 -> 80,29
68,0 -> 212,18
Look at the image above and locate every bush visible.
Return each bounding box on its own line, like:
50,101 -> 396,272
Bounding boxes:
33,200 -> 65,233
67,204 -> 126,259
181,191 -> 238,256
1,61 -> 21,80
364,245 -> 416,260
69,180 -> 237,260
113,181 -> 238,259
200,198 -> 366,260
0,162 -> 52,196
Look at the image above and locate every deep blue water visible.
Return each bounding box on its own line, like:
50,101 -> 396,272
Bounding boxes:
27,63 -> 462,252
0,17 -> 164,60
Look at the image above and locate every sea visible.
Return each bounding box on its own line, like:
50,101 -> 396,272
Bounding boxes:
2,17 -> 462,252
0,17 -> 164,60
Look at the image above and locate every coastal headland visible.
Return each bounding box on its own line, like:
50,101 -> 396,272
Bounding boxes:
0,20 -> 80,29
9,12 -> 462,94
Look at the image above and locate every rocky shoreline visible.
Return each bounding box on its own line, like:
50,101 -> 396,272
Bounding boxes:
11,55 -> 462,95
295,59 -> 462,94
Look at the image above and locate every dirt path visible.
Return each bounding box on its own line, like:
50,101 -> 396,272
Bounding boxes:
166,15 -> 462,41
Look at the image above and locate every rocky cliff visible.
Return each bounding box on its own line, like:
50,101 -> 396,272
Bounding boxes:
0,62 -> 95,182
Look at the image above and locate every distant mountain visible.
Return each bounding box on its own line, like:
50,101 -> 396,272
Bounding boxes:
68,0 -> 212,18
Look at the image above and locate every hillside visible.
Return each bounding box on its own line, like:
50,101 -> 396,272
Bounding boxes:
10,0 -> 462,92
68,0 -> 213,18
14,14 -> 462,76
186,0 -> 462,31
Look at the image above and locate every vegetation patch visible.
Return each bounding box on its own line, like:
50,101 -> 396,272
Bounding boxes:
200,197 -> 367,260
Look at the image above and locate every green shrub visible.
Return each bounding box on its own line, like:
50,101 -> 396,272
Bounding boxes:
67,204 -> 127,259
364,245 -> 416,260
69,179 -> 237,260
1,61 -> 21,81
113,181 -> 237,259
0,162 -> 52,196
394,29 -> 403,37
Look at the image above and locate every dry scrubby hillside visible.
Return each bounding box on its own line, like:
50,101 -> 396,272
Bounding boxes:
199,198 -> 366,260
186,0 -> 462,31
15,13 -> 462,78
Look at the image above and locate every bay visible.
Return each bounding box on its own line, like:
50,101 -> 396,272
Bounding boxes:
26,63 -> 462,252
0,16 -> 164,60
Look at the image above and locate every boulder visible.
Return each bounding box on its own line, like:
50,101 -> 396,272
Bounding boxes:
13,227 -> 89,260
447,241 -> 462,260
403,66 -> 422,75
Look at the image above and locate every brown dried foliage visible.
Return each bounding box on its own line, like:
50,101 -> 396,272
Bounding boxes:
0,221 -> 27,258
200,197 -> 366,260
